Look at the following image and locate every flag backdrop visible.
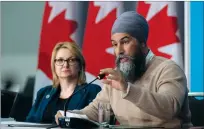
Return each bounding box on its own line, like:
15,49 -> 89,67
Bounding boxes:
137,1 -> 183,69
34,1 -> 184,98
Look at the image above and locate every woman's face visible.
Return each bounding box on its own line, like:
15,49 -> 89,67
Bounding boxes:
54,48 -> 80,79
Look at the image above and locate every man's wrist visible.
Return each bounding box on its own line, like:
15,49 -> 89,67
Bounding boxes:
122,80 -> 128,93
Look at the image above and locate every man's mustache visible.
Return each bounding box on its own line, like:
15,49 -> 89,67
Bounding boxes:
116,54 -> 135,64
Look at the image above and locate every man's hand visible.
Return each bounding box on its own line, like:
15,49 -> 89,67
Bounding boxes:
100,68 -> 128,93
55,111 -> 63,125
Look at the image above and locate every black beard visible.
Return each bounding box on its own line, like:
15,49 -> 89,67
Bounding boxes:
115,48 -> 146,82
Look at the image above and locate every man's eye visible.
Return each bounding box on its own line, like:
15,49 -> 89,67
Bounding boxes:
124,40 -> 129,43
112,43 -> 117,47
122,37 -> 131,44
121,40 -> 128,44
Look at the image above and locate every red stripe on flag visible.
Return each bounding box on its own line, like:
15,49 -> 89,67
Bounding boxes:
137,2 -> 180,59
82,2 -> 117,76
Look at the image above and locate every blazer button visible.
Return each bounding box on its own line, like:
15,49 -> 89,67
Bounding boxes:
46,95 -> 50,99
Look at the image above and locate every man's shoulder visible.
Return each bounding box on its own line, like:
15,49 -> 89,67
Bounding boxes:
147,56 -> 184,75
152,56 -> 180,68
153,56 -> 172,63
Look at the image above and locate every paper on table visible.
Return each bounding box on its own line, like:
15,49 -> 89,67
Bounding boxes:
1,121 -> 57,129
1,118 -> 15,122
59,110 -> 88,119
1,121 -> 52,126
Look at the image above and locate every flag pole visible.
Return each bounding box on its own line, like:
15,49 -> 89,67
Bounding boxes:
184,1 -> 191,91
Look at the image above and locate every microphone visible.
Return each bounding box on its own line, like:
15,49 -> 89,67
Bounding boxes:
88,73 -> 106,84
63,73 -> 105,117
97,73 -> 106,80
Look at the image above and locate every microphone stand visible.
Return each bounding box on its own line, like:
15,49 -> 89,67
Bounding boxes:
63,73 -> 105,117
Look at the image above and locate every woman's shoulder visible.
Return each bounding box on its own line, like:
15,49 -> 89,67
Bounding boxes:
37,85 -> 53,95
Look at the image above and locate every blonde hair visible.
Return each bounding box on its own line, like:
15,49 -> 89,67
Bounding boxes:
51,42 -> 86,88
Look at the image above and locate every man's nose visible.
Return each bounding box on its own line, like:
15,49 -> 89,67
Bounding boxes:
117,44 -> 124,55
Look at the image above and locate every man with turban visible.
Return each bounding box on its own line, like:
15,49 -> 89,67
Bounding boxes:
55,11 -> 192,128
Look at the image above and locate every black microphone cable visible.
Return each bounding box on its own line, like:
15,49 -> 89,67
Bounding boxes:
63,73 -> 105,117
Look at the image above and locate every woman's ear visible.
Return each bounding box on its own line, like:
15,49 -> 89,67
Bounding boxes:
141,42 -> 146,48
79,64 -> 83,73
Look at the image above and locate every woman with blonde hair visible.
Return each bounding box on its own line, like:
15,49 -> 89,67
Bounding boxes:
26,42 -> 101,123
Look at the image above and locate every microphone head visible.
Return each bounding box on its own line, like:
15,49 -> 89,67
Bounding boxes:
97,73 -> 105,80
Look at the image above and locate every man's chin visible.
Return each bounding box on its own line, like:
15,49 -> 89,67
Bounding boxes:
119,63 -> 134,74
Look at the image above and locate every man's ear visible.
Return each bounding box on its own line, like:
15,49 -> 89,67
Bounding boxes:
140,42 -> 149,53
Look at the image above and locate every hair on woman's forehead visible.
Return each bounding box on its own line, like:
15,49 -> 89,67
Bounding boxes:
55,48 -> 75,59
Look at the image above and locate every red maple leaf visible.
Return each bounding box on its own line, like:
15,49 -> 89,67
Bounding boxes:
82,2 -> 116,76
137,2 -> 180,59
38,2 -> 77,79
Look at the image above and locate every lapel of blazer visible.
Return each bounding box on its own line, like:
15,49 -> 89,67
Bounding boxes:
37,87 -> 57,121
67,85 -> 87,110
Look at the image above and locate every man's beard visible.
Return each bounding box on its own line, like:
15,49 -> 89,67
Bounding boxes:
115,48 -> 146,82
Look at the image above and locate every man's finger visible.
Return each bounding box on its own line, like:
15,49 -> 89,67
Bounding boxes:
100,68 -> 116,75
55,114 -> 59,125
101,79 -> 112,85
106,74 -> 118,80
55,111 -> 63,125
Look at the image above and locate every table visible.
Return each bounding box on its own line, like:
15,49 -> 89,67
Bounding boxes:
1,120 -> 204,129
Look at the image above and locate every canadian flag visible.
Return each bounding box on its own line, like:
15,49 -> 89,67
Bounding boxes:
137,2 -> 183,68
34,1 -> 84,99
83,1 -> 124,86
